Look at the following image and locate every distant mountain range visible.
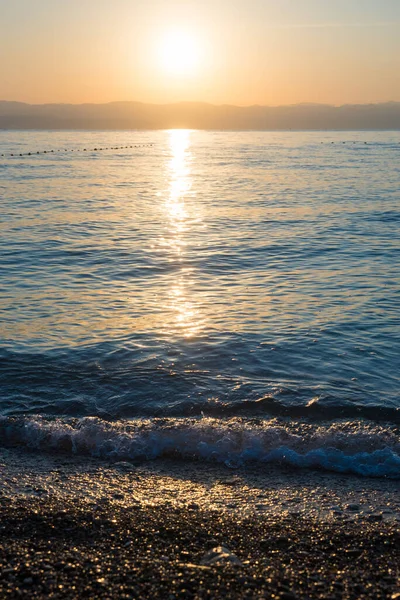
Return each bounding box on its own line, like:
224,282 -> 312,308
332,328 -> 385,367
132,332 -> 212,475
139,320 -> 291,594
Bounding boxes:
1,100 -> 400,130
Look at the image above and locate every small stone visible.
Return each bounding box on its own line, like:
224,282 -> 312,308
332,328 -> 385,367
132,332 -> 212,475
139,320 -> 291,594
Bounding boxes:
178,563 -> 211,570
367,514 -> 383,522
223,477 -> 240,486
276,536 -> 290,547
345,504 -> 360,511
346,548 -> 362,556
200,546 -> 243,567
114,462 -> 135,472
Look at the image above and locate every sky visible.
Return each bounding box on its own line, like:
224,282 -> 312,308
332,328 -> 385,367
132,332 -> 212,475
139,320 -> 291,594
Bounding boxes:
0,0 -> 399,106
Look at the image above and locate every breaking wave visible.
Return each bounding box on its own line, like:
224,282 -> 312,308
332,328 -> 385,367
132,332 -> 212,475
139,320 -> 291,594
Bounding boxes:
1,415 -> 399,479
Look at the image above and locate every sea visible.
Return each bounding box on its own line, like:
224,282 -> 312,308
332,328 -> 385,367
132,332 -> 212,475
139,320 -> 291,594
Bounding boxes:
1,130 -> 399,478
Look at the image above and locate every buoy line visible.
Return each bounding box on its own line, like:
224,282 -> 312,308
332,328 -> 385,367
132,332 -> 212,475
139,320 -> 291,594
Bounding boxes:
0,144 -> 154,158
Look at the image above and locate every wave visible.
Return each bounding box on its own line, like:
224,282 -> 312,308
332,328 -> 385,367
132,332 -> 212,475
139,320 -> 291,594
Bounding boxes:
204,396 -> 400,424
1,343 -> 399,424
1,415 -> 399,478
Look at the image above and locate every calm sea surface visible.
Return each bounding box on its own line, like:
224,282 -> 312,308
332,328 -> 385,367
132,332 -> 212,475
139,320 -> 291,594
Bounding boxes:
0,130 -> 399,475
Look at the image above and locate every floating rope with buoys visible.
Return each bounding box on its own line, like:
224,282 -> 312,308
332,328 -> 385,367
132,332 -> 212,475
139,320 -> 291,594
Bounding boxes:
1,144 -> 154,158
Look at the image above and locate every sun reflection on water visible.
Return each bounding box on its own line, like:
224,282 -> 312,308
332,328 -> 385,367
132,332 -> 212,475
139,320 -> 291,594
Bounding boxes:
166,130 -> 201,338
167,129 -> 191,237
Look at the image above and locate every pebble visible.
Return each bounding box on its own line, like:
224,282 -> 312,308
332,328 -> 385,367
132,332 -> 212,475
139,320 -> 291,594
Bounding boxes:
222,478 -> 240,486
346,548 -> 362,556
275,536 -> 290,547
114,462 -> 135,472
200,546 -> 243,567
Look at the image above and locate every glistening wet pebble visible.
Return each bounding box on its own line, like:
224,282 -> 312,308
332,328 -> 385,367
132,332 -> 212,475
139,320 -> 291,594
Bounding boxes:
0,449 -> 399,599
0,495 -> 398,599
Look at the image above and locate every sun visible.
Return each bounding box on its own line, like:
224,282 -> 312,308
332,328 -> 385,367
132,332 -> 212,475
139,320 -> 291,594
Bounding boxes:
159,30 -> 201,76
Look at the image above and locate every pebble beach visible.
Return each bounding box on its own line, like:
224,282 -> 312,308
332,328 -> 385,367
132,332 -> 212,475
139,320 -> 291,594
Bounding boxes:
1,448 -> 399,599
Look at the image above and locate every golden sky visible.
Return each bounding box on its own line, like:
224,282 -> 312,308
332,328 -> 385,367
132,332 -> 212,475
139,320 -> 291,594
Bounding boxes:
1,0 -> 400,106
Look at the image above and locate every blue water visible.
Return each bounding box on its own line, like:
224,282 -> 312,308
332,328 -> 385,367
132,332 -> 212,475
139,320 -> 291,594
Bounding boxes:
1,130 -> 399,476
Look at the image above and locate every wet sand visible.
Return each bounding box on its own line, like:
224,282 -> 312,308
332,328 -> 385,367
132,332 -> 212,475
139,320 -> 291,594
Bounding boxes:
0,448 -> 399,599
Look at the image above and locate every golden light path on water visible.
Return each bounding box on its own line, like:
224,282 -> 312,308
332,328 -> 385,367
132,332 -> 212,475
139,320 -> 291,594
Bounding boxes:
1,130 -> 400,426
165,130 -> 202,338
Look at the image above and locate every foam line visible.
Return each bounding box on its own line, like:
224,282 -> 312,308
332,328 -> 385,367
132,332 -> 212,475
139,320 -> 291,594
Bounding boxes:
1,416 -> 399,478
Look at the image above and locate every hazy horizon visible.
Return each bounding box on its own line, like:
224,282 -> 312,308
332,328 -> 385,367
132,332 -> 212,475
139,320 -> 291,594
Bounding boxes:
2,99 -> 400,108
1,99 -> 400,130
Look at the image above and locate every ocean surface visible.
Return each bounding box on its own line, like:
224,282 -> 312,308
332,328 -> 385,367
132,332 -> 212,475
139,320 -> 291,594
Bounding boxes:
1,130 -> 399,477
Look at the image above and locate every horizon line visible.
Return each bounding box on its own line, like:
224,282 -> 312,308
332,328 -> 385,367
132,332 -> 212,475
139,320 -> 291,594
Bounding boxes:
1,100 -> 400,109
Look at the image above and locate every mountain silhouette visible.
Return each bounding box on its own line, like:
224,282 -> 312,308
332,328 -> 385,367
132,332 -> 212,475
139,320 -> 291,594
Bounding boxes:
1,100 -> 399,130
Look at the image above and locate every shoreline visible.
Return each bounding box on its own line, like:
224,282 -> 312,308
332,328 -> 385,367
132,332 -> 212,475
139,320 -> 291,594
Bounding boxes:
0,449 -> 399,598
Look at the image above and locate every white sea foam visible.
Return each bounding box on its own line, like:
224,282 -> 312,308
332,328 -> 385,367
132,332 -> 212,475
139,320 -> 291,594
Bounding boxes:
1,416 -> 399,478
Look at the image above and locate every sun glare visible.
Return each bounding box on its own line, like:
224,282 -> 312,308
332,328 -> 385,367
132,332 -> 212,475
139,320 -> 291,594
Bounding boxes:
159,31 -> 201,76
